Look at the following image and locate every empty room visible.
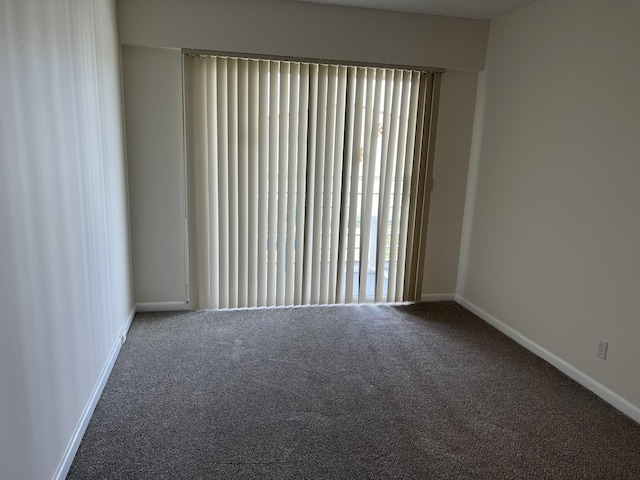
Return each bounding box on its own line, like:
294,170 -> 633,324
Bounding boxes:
1,0 -> 639,478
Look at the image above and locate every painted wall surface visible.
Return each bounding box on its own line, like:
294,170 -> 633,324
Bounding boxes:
117,0 -> 486,303
422,71 -> 477,296
122,46 -> 187,304
0,1 -> 133,478
458,0 -> 640,407
117,0 -> 489,71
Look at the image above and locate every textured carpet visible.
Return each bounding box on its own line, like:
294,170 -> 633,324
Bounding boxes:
67,302 -> 640,479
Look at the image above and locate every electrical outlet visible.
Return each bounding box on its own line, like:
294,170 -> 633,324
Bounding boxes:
597,340 -> 608,360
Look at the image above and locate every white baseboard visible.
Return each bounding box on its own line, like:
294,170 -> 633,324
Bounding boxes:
53,305 -> 137,480
455,294 -> 640,424
421,293 -> 456,302
135,301 -> 191,312
118,304 -> 137,345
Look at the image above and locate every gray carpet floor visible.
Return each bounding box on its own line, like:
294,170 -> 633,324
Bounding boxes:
67,302 -> 640,479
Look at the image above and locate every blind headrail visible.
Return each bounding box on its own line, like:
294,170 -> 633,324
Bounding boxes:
182,48 -> 445,74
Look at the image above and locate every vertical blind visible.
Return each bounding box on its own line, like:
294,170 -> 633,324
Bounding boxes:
184,54 -> 440,309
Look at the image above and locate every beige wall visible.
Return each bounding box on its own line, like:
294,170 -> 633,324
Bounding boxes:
458,0 -> 640,410
122,46 -> 187,304
118,0 -> 487,304
423,71 -> 478,297
117,0 -> 488,71
0,1 -> 133,478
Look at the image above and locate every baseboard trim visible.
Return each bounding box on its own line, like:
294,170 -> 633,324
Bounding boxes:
118,304 -> 137,345
421,293 -> 456,302
53,305 -> 137,480
135,301 -> 191,312
455,294 -> 640,424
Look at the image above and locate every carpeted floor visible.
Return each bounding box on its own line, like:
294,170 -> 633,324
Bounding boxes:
67,302 -> 640,479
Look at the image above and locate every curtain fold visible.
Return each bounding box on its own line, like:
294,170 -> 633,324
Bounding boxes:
184,54 -> 439,309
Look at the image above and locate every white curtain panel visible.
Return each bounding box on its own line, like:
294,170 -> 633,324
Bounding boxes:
184,55 -> 439,309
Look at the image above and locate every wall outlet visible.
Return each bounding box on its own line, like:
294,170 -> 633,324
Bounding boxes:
597,340 -> 608,360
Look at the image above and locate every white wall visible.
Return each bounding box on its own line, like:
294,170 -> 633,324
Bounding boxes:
458,0 -> 640,412
122,46 -> 187,304
117,0 -> 487,305
0,1 -> 133,478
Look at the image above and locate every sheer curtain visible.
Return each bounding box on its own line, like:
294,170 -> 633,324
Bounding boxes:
184,54 -> 440,309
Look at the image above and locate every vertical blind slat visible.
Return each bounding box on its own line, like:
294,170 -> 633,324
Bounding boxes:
294,64 -> 310,305
302,64 -> 319,305
267,61 -> 279,306
404,73 -> 430,301
247,60 -> 259,307
257,60 -> 269,307
276,62 -> 290,306
319,66 -> 337,304
373,68 -> 393,301
189,58 -> 211,308
311,65 -> 328,304
345,67 -> 366,304
375,68 -> 400,302
237,59 -> 249,308
396,72 -> 422,301
216,57 -> 230,309
329,66 -> 348,303
335,66 -> 357,304
358,67 -> 383,304
227,59 -> 239,307
388,71 -> 411,302
205,59 -> 219,308
285,62 -> 300,306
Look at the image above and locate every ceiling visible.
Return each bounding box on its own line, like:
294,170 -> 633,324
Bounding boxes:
294,0 -> 536,20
